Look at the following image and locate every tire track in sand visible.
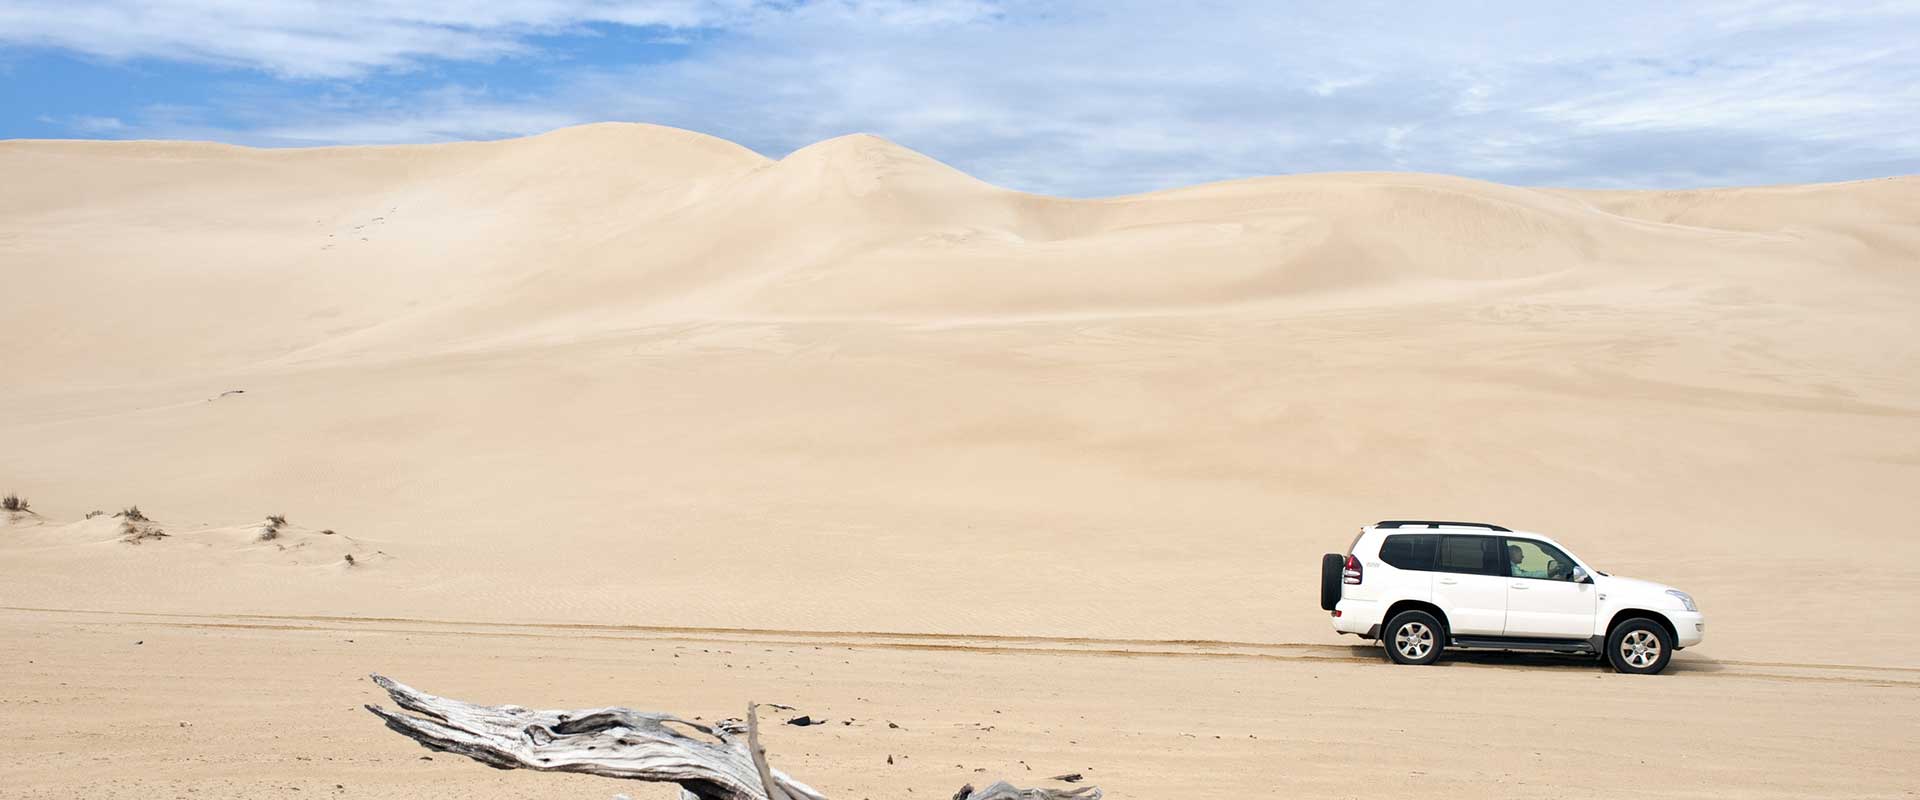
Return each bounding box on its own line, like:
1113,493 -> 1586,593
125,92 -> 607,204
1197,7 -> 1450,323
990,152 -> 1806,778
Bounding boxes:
4,606 -> 1913,688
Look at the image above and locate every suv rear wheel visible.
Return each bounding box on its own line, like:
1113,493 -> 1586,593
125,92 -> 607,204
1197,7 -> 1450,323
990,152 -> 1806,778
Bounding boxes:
1382,610 -> 1444,665
1605,618 -> 1674,675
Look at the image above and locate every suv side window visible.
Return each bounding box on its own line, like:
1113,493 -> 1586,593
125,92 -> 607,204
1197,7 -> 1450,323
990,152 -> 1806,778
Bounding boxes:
1504,538 -> 1580,581
1379,534 -> 1436,571
1435,535 -> 1502,576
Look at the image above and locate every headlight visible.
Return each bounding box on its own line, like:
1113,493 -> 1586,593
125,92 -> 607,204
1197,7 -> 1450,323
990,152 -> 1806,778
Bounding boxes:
1665,589 -> 1697,612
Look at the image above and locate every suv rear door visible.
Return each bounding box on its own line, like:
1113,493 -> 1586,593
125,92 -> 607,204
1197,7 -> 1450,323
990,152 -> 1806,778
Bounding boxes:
1501,537 -> 1596,638
1428,534 -> 1506,635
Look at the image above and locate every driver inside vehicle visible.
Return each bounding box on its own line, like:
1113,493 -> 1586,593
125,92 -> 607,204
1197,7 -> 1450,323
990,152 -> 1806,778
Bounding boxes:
1508,543 -> 1548,579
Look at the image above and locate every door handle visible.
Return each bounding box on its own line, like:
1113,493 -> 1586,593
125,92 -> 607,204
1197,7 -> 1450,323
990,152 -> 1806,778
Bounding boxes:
1510,583 -> 1529,589
1438,578 -> 1458,585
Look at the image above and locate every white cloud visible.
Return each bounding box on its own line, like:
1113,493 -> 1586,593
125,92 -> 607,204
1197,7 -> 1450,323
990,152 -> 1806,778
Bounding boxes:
32,113 -> 127,133
70,114 -> 127,132
0,1 -> 757,78
9,1 -> 1919,194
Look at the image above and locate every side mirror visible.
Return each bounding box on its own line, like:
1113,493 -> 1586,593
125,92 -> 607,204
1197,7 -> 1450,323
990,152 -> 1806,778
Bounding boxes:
1572,566 -> 1591,584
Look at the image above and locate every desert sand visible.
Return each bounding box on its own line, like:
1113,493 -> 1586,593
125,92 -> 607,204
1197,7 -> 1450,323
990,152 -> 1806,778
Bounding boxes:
2,123 -> 1918,798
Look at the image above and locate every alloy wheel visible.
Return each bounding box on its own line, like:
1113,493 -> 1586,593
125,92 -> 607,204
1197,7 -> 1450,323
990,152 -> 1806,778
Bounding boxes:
1620,629 -> 1662,668
1395,622 -> 1434,660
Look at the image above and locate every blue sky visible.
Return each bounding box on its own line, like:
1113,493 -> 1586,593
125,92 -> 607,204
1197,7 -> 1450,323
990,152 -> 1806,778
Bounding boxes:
3,1 -> 1917,196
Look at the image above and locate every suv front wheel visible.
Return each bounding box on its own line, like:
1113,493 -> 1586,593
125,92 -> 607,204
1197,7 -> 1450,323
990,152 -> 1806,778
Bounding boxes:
1605,618 -> 1674,675
1382,610 -> 1445,665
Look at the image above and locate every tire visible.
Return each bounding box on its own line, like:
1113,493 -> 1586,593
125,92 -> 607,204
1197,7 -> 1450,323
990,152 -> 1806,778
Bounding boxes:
1382,610 -> 1445,665
1319,553 -> 1344,611
1605,618 -> 1674,675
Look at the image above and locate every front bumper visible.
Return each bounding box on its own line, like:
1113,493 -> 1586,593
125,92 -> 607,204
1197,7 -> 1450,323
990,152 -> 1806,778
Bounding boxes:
1671,610 -> 1705,648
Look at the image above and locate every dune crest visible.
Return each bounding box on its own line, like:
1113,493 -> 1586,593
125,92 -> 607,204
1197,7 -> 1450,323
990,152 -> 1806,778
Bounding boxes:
4,124 -> 1913,373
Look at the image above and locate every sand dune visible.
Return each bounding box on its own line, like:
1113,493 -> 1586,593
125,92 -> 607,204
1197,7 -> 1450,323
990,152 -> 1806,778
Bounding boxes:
11,123 -> 1910,372
2,123 -> 1919,796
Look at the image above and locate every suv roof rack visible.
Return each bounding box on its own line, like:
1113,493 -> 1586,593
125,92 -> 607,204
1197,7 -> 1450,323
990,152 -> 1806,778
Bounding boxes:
1374,520 -> 1512,532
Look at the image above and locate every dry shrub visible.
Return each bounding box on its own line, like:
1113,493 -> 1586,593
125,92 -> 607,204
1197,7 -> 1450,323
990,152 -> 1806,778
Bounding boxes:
2,493 -> 27,512
121,520 -> 169,544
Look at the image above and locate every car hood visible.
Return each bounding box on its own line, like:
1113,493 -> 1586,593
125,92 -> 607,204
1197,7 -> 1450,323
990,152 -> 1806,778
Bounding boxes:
1598,575 -> 1677,593
1597,574 -> 1691,606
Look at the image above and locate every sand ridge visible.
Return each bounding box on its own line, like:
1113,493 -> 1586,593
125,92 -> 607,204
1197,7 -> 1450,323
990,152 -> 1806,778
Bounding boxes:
7,124 -> 1913,375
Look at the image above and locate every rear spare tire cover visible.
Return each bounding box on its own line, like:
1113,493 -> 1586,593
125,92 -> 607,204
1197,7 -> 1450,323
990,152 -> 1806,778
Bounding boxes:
1320,553 -> 1344,611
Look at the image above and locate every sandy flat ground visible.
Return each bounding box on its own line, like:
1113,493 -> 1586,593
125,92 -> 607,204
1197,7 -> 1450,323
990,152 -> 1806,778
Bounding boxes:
3,608 -> 1916,799
3,124 -> 1919,797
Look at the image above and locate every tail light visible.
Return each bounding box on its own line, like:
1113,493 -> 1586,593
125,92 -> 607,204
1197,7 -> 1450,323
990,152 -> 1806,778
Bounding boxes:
1342,554 -> 1363,584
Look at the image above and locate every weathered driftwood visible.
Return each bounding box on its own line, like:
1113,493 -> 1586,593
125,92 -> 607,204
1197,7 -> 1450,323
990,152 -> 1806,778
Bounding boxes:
955,783 -> 1102,800
365,674 -> 1101,800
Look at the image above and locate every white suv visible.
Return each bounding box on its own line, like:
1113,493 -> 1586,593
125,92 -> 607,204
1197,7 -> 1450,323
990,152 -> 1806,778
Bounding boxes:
1320,520 -> 1703,674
